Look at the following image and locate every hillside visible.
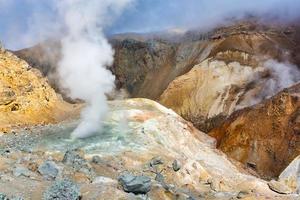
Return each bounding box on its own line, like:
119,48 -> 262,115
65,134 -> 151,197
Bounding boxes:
15,21 -> 300,132
209,83 -> 300,179
0,47 -> 78,132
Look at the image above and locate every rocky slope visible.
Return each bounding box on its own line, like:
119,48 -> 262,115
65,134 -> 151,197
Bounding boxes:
0,98 -> 298,199
159,21 -> 300,132
16,36 -> 215,100
209,83 -> 300,179
0,47 -> 77,132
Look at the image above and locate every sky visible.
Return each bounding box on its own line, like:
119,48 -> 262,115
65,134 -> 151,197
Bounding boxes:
0,0 -> 300,50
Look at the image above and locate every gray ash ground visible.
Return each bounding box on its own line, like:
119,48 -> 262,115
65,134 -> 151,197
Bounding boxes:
0,120 -> 177,199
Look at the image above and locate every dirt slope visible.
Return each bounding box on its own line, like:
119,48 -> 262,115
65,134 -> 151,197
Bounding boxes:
0,48 -> 77,132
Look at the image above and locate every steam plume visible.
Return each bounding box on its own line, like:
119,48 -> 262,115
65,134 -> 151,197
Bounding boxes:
56,0 -> 133,138
261,59 -> 300,97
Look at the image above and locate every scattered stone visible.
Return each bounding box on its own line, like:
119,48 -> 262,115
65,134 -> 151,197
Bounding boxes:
91,155 -> 102,164
63,149 -> 86,169
150,157 -> 164,167
118,173 -> 151,194
154,173 -> 164,183
155,173 -> 169,190
38,161 -> 59,180
13,166 -> 31,177
0,193 -> 8,200
268,180 -> 293,194
43,179 -> 81,200
172,160 -> 181,172
62,149 -> 93,176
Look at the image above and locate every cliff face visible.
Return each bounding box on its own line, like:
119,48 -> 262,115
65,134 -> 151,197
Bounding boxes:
15,37 -> 215,100
160,22 -> 300,132
0,48 -> 76,132
109,38 -> 214,99
209,83 -> 300,179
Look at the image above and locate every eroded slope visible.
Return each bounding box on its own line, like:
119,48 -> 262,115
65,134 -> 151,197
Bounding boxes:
160,22 -> 300,132
209,83 -> 300,179
0,48 -> 76,131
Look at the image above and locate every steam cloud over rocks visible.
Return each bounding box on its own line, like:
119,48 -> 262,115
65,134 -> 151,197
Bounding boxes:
240,59 -> 300,108
262,60 -> 300,97
56,0 -> 133,138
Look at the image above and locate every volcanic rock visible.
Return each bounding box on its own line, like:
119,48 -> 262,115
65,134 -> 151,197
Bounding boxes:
38,161 -> 59,180
14,22 -> 300,131
209,83 -> 300,179
13,166 -> 31,178
43,179 -> 80,200
172,159 -> 181,172
0,99 -> 297,199
160,27 -> 300,132
118,173 -> 152,194
0,48 -> 77,132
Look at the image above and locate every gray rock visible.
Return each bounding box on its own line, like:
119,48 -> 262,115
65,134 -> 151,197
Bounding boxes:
118,173 -> 151,194
38,161 -> 59,179
0,193 -> 8,200
62,149 -> 95,179
150,157 -> 164,167
91,155 -> 102,164
43,179 -> 81,200
13,166 -> 31,177
172,160 -> 181,172
62,149 -> 87,170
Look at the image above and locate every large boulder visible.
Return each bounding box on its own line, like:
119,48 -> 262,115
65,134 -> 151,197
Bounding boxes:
118,173 -> 151,194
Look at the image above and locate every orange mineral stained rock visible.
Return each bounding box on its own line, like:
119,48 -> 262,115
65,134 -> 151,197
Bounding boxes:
209,83 -> 300,179
0,49 -> 78,132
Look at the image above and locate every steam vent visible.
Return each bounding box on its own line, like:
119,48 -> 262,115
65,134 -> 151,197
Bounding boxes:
1,1 -> 300,199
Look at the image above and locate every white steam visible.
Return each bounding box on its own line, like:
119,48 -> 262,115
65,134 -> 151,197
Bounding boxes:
262,59 -> 300,96
264,60 -> 300,94
248,59 -> 300,106
230,59 -> 300,111
56,0 -> 133,139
